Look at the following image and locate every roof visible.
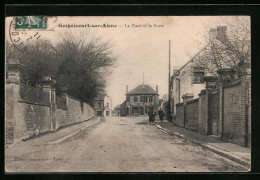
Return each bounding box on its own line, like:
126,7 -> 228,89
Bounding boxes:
174,43 -> 209,74
114,104 -> 121,109
93,93 -> 106,101
126,85 -> 158,95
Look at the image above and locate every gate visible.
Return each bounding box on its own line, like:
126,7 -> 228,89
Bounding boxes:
208,92 -> 219,135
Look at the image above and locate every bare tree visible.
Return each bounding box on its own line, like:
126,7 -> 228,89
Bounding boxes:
191,17 -> 251,78
6,31 -> 117,102
54,32 -> 117,102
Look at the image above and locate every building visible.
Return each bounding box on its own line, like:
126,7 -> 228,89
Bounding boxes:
171,26 -> 230,115
120,101 -> 127,116
92,93 -> 112,117
169,26 -> 251,147
125,84 -> 159,116
171,57 -> 206,115
112,104 -> 121,116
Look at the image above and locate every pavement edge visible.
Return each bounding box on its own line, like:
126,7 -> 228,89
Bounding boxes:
149,122 -> 250,169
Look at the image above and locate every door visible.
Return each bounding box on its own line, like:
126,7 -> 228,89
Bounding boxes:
139,107 -> 144,115
97,111 -> 102,116
132,107 -> 139,114
208,93 -> 219,135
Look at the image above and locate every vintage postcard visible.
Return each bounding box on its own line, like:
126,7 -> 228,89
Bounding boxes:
5,16 -> 251,172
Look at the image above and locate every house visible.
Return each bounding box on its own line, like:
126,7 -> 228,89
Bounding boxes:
171,55 -> 207,115
112,104 -> 121,116
92,93 -> 112,117
171,26 -> 231,115
125,84 -> 159,116
169,26 -> 251,147
120,101 -> 127,116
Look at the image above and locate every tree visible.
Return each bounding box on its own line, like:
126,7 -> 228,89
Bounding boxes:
6,31 -> 117,102
6,40 -> 58,87
191,17 -> 251,78
54,33 -> 117,102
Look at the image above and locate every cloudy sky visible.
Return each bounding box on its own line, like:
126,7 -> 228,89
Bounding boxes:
6,16 -> 245,108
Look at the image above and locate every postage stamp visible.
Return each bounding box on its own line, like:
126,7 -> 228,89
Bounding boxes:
15,16 -> 47,30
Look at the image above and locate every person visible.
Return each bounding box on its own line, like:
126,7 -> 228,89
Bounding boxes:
148,109 -> 153,122
153,111 -> 157,122
159,108 -> 163,122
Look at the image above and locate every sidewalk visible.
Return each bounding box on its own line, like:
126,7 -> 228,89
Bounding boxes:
6,116 -> 100,150
150,120 -> 251,168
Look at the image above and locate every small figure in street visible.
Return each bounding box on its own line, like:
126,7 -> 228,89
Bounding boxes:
153,111 -> 157,122
158,108 -> 164,122
148,109 -> 153,122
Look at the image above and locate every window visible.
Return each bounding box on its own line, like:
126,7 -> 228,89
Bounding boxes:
193,66 -> 205,84
107,103 -> 109,108
140,96 -> 145,102
193,72 -> 204,84
149,96 -> 153,102
126,96 -> 130,102
134,96 -> 138,102
98,102 -> 101,108
106,111 -> 110,116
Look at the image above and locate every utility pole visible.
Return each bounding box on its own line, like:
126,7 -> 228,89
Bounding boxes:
167,40 -> 172,122
143,72 -> 144,85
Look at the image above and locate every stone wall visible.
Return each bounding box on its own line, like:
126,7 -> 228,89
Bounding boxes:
222,82 -> 245,146
185,98 -> 199,132
172,61 -> 251,147
175,103 -> 184,127
5,61 -> 95,144
198,91 -> 207,135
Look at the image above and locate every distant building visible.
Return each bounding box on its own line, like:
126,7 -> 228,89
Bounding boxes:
112,104 -> 121,116
120,101 -> 127,116
125,84 -> 159,116
92,94 -> 112,117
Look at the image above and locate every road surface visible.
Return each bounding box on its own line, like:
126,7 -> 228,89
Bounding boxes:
5,116 -> 248,172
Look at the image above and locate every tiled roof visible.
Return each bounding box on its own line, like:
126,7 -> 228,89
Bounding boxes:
126,85 -> 158,95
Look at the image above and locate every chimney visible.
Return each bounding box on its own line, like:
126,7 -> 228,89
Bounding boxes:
126,85 -> 128,93
209,28 -> 217,41
216,26 -> 227,42
156,85 -> 158,93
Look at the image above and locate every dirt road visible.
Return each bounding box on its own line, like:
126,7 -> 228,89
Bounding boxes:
5,116 -> 248,172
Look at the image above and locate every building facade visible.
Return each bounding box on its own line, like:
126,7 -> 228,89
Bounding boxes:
171,60 -> 206,115
125,85 -> 159,116
92,94 -> 112,117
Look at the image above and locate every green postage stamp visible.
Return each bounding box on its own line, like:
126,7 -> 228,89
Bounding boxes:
15,16 -> 47,29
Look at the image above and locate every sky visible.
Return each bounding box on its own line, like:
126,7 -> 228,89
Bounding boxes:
6,16 -> 245,108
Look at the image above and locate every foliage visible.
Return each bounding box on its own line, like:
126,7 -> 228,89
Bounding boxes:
191,17 -> 251,77
6,32 -> 117,102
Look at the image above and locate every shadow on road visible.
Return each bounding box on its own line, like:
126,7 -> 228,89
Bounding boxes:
136,121 -> 150,125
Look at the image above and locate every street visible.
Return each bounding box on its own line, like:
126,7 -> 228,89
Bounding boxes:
5,116 -> 247,172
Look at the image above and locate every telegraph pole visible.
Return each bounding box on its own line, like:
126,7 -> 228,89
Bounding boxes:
167,40 -> 172,122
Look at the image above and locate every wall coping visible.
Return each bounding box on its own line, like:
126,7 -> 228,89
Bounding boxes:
67,95 -> 90,105
57,106 -> 68,110
223,79 -> 241,88
199,89 -> 206,96
187,98 -> 199,104
176,103 -> 183,106
18,100 -> 50,107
